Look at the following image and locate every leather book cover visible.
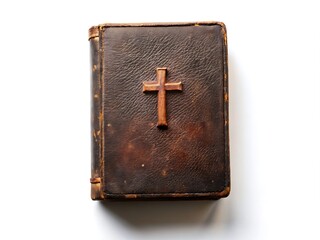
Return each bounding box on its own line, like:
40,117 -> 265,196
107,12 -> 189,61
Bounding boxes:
89,22 -> 230,200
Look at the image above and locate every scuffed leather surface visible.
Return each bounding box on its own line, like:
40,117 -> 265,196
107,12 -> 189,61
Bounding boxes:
101,24 -> 229,195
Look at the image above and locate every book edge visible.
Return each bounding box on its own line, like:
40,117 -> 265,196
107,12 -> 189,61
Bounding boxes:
103,187 -> 230,200
89,21 -> 225,32
89,27 -> 105,200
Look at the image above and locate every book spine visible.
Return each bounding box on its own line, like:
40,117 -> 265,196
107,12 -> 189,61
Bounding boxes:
89,26 -> 104,200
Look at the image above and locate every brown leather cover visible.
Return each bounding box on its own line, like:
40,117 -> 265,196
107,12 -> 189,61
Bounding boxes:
89,22 -> 230,200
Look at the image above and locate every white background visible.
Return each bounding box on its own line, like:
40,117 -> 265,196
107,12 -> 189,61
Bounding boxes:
0,1 -> 319,239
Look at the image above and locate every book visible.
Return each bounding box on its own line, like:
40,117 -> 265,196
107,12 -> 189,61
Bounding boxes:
89,22 -> 230,200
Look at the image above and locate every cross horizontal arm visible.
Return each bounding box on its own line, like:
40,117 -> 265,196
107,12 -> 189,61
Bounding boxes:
165,82 -> 182,91
143,82 -> 160,92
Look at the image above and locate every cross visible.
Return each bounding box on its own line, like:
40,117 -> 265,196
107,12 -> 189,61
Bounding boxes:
143,68 -> 182,129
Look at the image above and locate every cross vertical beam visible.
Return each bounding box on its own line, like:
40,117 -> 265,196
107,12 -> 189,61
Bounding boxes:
157,68 -> 167,127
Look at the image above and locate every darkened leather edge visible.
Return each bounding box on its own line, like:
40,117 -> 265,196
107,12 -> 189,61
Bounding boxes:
221,22 -> 231,198
89,21 -> 225,29
103,187 -> 230,201
89,21 -> 230,201
89,27 -> 105,200
88,26 -> 99,40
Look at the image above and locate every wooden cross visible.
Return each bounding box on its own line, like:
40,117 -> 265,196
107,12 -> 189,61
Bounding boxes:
143,68 -> 182,128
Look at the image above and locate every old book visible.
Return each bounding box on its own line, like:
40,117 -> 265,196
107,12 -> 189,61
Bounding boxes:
89,22 -> 230,200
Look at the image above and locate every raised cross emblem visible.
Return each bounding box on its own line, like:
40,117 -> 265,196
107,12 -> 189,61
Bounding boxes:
143,68 -> 182,129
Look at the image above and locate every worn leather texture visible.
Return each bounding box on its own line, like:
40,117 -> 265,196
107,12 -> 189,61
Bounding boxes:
89,22 -> 230,200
